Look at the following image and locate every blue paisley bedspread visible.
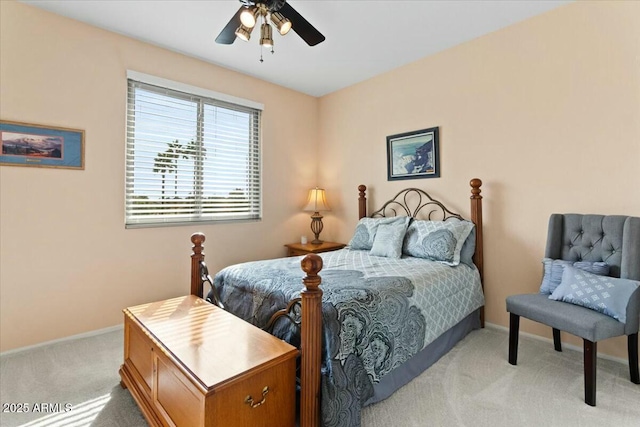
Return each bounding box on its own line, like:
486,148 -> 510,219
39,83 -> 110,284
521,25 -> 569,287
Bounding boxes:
213,248 -> 484,427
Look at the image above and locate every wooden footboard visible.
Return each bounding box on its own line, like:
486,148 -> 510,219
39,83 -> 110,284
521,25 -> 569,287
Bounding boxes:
189,178 -> 484,427
299,254 -> 323,427
189,234 -> 325,427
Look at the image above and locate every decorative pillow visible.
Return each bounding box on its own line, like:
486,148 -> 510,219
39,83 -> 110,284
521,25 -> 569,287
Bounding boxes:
459,225 -> 476,267
539,259 -> 610,294
370,221 -> 409,259
573,261 -> 611,276
348,217 -> 410,251
402,220 -> 474,266
549,265 -> 640,323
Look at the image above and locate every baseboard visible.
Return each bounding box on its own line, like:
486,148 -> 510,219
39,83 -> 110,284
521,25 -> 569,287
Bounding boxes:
485,322 -> 629,365
2,321 -> 630,367
0,324 -> 124,357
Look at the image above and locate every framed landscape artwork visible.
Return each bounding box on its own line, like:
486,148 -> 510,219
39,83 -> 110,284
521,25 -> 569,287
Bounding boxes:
387,126 -> 439,181
0,120 -> 85,170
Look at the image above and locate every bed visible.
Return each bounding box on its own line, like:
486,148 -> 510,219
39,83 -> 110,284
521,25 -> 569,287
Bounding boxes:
188,179 -> 485,427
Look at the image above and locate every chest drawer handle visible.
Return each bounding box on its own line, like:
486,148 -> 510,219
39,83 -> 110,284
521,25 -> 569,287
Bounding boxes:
244,386 -> 269,408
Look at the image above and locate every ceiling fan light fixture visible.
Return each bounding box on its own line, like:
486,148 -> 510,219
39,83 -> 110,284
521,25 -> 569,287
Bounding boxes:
235,24 -> 252,42
270,12 -> 292,35
260,23 -> 273,48
239,6 -> 257,28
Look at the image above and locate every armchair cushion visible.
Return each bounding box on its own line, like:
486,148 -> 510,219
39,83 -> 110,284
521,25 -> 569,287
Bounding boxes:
506,293 -> 625,342
549,266 -> 640,324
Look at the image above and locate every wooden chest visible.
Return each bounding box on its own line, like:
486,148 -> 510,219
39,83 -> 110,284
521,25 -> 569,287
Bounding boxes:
119,295 -> 298,427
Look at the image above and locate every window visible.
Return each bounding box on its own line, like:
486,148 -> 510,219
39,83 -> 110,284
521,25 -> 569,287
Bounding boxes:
125,72 -> 263,227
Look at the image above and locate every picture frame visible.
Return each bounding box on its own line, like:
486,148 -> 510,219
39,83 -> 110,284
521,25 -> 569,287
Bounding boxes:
1,120 -> 85,170
387,126 -> 439,181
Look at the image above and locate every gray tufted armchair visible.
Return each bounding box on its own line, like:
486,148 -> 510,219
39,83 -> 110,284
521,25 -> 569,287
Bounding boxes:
506,214 -> 640,406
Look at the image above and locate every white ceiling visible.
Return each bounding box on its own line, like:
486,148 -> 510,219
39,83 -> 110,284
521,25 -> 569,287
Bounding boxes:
21,0 -> 571,97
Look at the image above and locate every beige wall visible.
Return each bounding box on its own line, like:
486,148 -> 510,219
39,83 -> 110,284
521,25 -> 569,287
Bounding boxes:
0,1 -> 319,351
318,0 -> 639,359
1,1 -> 639,360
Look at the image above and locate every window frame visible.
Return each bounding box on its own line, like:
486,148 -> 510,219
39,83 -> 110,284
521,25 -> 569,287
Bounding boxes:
124,71 -> 264,229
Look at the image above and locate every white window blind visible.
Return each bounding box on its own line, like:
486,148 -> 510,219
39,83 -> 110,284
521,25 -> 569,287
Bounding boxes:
125,74 -> 262,227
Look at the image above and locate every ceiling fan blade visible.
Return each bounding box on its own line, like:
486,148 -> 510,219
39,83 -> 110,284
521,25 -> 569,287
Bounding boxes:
278,2 -> 325,46
215,6 -> 244,45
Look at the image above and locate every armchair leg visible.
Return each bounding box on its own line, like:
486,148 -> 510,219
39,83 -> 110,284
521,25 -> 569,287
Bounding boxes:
584,339 -> 597,406
629,333 -> 639,384
509,313 -> 520,365
553,328 -> 562,352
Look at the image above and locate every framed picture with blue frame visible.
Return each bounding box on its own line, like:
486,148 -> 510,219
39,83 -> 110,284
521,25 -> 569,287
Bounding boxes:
387,126 -> 439,181
0,120 -> 85,170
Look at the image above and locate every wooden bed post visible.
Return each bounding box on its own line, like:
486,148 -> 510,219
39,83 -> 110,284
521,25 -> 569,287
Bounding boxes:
300,254 -> 323,427
190,232 -> 205,297
469,178 -> 484,327
358,185 -> 367,219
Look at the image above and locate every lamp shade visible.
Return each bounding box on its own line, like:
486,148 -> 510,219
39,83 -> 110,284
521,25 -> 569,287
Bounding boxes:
271,12 -> 292,35
240,7 -> 257,28
235,24 -> 252,42
303,188 -> 330,212
260,23 -> 273,48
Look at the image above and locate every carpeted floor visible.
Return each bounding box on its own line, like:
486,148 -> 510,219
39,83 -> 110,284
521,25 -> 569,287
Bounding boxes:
1,327 -> 638,427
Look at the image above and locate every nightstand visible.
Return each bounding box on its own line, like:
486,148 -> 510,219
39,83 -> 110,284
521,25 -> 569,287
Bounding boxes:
284,241 -> 346,257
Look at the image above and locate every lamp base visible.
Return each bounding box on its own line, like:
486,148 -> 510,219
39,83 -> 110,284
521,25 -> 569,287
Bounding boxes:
310,212 -> 324,246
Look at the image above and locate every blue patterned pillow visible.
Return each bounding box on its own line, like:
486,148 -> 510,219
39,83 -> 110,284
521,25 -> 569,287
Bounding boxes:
402,220 -> 474,266
459,225 -> 476,267
574,261 -> 611,276
348,217 -> 410,251
549,266 -> 639,323
349,223 -> 371,250
370,221 -> 409,258
539,259 -> 610,294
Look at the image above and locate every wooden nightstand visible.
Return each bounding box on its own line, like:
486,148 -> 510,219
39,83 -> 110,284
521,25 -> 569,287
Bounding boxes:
284,241 -> 346,257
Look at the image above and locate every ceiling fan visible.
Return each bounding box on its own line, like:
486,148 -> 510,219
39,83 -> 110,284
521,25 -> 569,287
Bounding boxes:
215,0 -> 325,48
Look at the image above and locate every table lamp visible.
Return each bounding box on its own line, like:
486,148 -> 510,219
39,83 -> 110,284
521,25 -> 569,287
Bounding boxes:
303,187 -> 330,244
